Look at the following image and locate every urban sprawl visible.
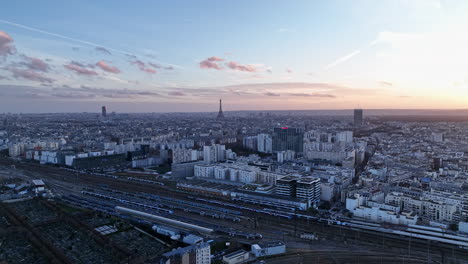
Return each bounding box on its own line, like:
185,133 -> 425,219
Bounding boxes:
1,104 -> 468,263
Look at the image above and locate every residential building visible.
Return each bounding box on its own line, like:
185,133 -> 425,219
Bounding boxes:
257,133 -> 272,153
160,242 -> 211,264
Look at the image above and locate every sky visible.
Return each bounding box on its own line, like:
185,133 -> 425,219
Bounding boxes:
1,0 -> 468,113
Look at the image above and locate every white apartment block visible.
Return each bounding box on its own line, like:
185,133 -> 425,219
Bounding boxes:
194,165 -> 215,178
238,170 -> 257,183
257,133 -> 272,153
194,162 -> 286,184
346,194 -> 418,225
172,148 -> 198,164
203,144 -> 226,164
385,192 -> 458,223
336,131 -> 353,143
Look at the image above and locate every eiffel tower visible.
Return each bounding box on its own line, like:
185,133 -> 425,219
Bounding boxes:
217,99 -> 224,119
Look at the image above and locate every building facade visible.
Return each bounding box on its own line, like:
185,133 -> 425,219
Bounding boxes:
354,109 -> 363,127
272,127 -> 304,153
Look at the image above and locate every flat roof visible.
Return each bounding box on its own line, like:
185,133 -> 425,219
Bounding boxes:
258,241 -> 285,248
297,177 -> 319,184
235,189 -> 306,203
224,249 -> 248,259
276,176 -> 297,182
163,242 -> 209,257
32,179 -> 45,186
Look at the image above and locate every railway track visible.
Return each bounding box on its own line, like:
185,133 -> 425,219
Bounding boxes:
265,250 -> 428,264
3,160 -> 468,262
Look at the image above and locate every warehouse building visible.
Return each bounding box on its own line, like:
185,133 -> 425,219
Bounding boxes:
251,241 -> 286,257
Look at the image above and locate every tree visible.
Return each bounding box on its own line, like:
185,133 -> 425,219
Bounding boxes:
319,201 -> 331,210
449,223 -> 458,231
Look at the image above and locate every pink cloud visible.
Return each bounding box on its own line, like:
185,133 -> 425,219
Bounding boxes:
207,56 -> 224,62
96,60 -> 121,74
143,67 -> 156,74
226,61 -> 257,72
199,56 -> 224,70
0,31 -> 16,56
5,66 -> 54,83
131,60 -> 157,74
20,56 -> 50,72
200,60 -> 222,70
64,61 -> 98,75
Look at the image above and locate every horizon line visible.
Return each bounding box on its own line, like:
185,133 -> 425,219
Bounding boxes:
3,108 -> 468,115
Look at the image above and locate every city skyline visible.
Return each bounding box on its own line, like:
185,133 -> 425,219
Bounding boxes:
2,0 -> 468,113
2,2 -> 468,262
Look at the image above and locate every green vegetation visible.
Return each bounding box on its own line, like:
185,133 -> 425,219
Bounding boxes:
210,240 -> 228,253
449,223 -> 458,231
58,203 -> 87,214
318,201 -> 331,210
148,165 -> 171,174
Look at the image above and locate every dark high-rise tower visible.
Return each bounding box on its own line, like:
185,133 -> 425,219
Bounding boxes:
217,99 -> 224,119
272,127 -> 304,153
354,109 -> 363,127
102,106 -> 107,117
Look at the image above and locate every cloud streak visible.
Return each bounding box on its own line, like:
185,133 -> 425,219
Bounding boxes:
166,82 -> 359,99
288,93 -> 336,98
73,85 -> 161,97
96,60 -> 120,74
3,67 -> 54,83
0,19 -> 180,68
0,19 -> 131,55
226,61 -> 257,72
324,49 -> 361,70
199,56 -> 263,72
95,47 -> 111,55
131,60 -> 157,74
380,81 -> 393,86
19,55 -> 50,72
64,61 -> 98,75
149,62 -> 174,70
168,91 -> 185,96
0,85 -> 168,100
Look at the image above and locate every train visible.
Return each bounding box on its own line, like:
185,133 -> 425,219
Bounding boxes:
335,219 -> 468,249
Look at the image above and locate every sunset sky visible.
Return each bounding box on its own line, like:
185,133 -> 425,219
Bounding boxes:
1,0 -> 468,113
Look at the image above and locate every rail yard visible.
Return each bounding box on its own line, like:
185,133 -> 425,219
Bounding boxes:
1,159 -> 468,263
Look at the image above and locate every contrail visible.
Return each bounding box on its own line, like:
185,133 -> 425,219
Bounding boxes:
0,19 -> 182,68
324,49 -> 361,70
0,19 -> 129,55
324,37 -> 379,70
